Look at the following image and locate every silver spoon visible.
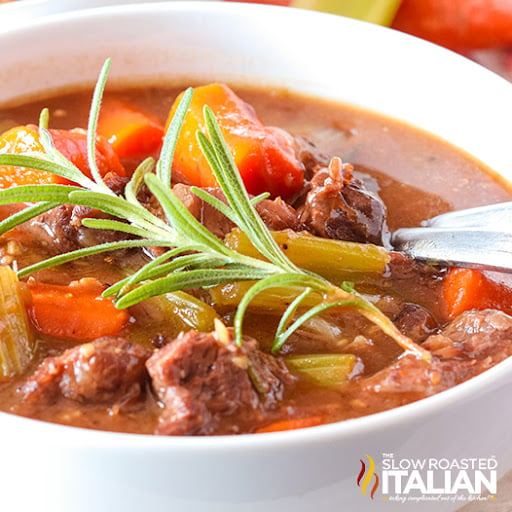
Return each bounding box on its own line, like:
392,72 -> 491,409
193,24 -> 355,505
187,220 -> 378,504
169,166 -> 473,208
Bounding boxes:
391,201 -> 512,273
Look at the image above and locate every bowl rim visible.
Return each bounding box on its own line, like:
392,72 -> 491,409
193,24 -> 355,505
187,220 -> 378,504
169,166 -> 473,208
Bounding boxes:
0,0 -> 511,450
1,352 -> 511,450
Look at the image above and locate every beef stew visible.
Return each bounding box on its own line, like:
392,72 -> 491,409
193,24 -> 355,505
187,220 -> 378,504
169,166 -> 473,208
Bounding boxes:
0,71 -> 511,436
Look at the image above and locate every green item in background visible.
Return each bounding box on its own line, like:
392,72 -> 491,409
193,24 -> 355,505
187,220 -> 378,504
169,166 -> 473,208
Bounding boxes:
292,0 -> 402,26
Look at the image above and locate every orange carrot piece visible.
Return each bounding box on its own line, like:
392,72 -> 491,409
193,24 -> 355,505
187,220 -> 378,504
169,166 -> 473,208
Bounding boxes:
0,125 -> 126,189
0,126 -> 66,188
254,416 -> 324,433
392,0 -> 512,52
443,267 -> 512,319
27,278 -> 129,341
166,83 -> 304,199
97,98 -> 164,161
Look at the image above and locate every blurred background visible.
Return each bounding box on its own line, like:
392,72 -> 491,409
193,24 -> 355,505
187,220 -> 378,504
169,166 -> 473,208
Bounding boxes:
229,0 -> 512,82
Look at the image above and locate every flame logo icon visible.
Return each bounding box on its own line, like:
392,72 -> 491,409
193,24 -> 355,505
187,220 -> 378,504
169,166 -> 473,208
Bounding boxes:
357,454 -> 379,499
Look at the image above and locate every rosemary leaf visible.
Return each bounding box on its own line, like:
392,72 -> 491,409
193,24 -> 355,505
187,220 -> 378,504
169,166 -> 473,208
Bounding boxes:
144,173 -> 232,256
38,107 -> 50,131
272,299 -> 365,353
274,288 -> 313,347
81,218 -> 153,238
200,107 -> 298,272
111,253 -> 230,296
189,186 -> 238,225
0,154 -> 92,189
115,267 -> 274,309
86,58 -> 112,192
250,192 -> 271,205
233,273 -> 331,346
68,189 -> 172,239
38,127 -> 90,185
355,301 -> 432,360
191,187 -> 267,224
0,183 -> 80,205
36,110 -> 98,190
0,202 -> 60,236
141,253 -> 228,277
124,157 -> 155,206
156,87 -> 193,187
103,246 -> 194,297
17,239 -> 173,278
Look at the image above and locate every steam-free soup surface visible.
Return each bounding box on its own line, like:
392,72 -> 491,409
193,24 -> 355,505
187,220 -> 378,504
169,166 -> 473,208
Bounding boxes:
0,84 -> 510,435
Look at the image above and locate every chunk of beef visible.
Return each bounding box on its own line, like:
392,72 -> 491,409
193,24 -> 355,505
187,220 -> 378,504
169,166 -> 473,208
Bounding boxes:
150,183 -> 302,250
423,309 -> 512,360
146,327 -> 296,435
298,158 -> 389,246
393,303 -> 438,343
21,172 -> 129,254
172,184 -> 235,239
175,183 -> 302,235
255,197 -> 302,231
387,251 -> 440,280
19,337 -> 151,406
24,203 -> 127,254
293,135 -> 330,180
363,309 -> 512,395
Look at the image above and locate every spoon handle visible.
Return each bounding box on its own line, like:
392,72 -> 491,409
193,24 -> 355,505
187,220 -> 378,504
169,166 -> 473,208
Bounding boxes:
424,201 -> 512,229
391,227 -> 512,273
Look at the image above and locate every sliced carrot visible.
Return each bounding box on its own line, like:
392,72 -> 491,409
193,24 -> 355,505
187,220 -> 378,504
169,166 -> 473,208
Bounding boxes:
166,83 -> 305,199
254,416 -> 324,433
443,267 -> 512,319
97,98 -> 164,161
27,278 -> 129,341
0,125 -> 126,189
392,0 -> 512,52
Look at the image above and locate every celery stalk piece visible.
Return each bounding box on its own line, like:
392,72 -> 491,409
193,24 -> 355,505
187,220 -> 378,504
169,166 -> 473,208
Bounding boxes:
163,291 -> 219,332
285,353 -> 358,387
225,228 -> 390,285
291,0 -> 403,26
129,290 -> 220,346
0,266 -> 34,379
210,280 -> 323,311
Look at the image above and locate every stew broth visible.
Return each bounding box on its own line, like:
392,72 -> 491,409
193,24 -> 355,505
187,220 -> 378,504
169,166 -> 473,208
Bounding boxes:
0,84 -> 510,435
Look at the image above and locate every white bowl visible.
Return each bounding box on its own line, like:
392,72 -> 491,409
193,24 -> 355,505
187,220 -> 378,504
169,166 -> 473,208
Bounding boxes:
0,3 -> 511,512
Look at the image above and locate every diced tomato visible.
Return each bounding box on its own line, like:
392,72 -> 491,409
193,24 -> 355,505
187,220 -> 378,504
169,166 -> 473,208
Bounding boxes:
51,128 -> 127,179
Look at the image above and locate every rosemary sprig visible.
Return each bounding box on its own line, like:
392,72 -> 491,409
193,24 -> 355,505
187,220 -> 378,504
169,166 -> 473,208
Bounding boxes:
0,58 -> 431,361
